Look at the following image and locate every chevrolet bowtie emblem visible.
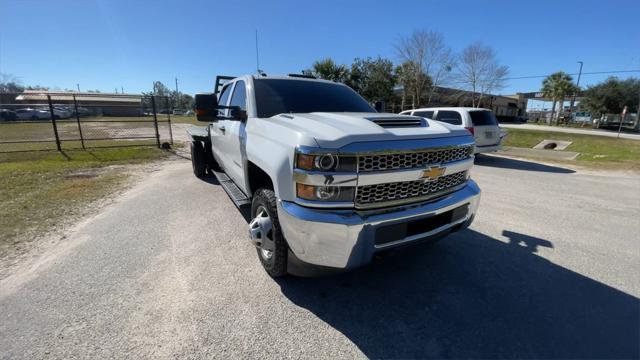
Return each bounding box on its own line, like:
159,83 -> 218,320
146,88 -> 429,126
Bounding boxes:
421,166 -> 446,181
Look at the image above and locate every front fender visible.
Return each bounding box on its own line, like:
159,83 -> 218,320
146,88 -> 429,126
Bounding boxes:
244,119 -> 317,200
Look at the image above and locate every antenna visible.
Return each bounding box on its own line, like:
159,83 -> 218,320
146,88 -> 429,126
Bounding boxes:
255,29 -> 261,74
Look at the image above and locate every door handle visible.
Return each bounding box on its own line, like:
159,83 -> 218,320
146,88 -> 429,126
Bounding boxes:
218,125 -> 226,132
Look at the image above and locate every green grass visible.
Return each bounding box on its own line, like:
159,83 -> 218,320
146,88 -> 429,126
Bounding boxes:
0,147 -> 168,260
0,116 -> 175,144
169,115 -> 199,125
503,129 -> 640,169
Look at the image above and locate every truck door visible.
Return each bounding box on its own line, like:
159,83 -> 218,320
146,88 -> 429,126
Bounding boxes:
219,80 -> 248,189
210,83 -> 232,170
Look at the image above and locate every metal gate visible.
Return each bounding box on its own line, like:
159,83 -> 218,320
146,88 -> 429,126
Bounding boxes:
0,91 -> 174,152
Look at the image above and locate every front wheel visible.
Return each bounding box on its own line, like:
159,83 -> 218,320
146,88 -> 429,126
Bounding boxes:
250,188 -> 288,277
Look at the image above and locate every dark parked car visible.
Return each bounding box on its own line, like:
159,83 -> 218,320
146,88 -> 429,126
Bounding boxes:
72,106 -> 92,117
0,109 -> 17,121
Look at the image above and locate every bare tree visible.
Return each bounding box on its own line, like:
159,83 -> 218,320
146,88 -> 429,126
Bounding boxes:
395,61 -> 430,110
395,30 -> 454,107
0,73 -> 24,93
455,42 -> 509,107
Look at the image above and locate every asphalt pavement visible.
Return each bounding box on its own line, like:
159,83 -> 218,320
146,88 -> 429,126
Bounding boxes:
1,155 -> 639,359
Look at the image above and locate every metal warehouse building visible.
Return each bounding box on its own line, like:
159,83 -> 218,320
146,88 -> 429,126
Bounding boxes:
15,90 -> 143,116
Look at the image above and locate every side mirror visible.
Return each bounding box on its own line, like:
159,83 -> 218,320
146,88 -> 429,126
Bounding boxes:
195,93 -> 218,122
374,101 -> 385,112
229,106 -> 247,122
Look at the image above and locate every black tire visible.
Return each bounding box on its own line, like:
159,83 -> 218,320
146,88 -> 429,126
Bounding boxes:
203,142 -> 220,173
190,141 -> 207,178
251,188 -> 288,277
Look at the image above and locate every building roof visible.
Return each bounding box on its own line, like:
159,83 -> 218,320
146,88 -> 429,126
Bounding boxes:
15,90 -> 141,103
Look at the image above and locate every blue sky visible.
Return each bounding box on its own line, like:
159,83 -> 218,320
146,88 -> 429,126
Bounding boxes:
1,0 -> 639,96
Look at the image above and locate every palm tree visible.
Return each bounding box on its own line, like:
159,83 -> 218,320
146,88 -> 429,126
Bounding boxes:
541,72 -> 579,124
311,58 -> 350,83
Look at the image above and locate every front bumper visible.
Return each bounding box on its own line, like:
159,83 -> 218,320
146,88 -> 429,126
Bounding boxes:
277,180 -> 481,269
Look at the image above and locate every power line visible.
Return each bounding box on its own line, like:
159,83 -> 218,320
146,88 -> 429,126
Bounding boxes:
504,69 -> 640,80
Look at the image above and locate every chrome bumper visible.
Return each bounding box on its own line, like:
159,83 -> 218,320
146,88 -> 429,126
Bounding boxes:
277,180 -> 481,269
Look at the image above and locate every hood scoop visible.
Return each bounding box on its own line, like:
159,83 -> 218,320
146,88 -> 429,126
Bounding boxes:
367,116 -> 426,128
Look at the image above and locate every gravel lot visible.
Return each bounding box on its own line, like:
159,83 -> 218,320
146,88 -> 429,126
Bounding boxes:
1,155 -> 639,359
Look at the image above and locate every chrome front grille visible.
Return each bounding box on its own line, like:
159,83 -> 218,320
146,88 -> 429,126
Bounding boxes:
358,146 -> 473,172
356,171 -> 467,207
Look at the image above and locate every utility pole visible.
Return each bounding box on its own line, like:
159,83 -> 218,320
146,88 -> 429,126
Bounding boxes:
121,86 -> 124,94
76,83 -> 80,92
175,77 -> 179,109
569,61 -> 583,120
618,106 -> 627,138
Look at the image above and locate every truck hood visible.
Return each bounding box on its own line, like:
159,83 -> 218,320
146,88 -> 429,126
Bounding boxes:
268,112 -> 471,148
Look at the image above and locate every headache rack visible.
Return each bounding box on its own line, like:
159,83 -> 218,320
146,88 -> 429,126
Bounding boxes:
214,75 -> 236,95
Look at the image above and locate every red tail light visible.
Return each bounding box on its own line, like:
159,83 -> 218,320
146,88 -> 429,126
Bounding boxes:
465,127 -> 475,135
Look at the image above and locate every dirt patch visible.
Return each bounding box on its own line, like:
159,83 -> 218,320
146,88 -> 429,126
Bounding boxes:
64,168 -> 104,179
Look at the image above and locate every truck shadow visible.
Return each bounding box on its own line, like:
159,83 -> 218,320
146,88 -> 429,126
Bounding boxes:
475,154 -> 575,173
276,229 -> 639,359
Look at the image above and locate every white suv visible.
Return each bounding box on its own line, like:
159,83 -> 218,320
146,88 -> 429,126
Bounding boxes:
400,107 -> 502,154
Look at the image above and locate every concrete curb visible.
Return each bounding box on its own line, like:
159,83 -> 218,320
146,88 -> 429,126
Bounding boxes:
498,146 -> 580,160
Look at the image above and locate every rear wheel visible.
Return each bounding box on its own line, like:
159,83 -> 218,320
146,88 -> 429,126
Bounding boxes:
250,188 -> 288,277
203,142 -> 220,173
190,141 -> 206,178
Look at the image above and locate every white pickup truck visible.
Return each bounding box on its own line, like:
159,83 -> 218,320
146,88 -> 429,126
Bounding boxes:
188,74 -> 481,277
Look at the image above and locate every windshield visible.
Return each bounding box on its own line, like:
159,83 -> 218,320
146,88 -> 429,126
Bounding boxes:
469,110 -> 498,126
254,79 -> 374,118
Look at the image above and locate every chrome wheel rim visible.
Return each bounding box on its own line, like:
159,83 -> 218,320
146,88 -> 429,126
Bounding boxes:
252,206 -> 274,260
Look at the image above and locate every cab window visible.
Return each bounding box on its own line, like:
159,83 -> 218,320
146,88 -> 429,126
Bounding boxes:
435,110 -> 462,125
217,84 -> 232,116
229,81 -> 247,111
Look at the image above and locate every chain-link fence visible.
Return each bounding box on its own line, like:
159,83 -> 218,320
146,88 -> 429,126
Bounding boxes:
0,91 -> 174,152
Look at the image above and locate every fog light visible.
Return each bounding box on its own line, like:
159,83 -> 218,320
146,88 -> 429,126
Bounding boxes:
315,186 -> 338,200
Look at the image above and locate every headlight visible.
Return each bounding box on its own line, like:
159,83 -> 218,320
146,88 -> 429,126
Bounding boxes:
295,152 -> 356,172
296,184 -> 355,202
315,154 -> 336,171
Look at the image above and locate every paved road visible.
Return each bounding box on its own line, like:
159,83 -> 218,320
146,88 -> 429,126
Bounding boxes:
501,123 -> 640,140
1,156 -> 639,359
